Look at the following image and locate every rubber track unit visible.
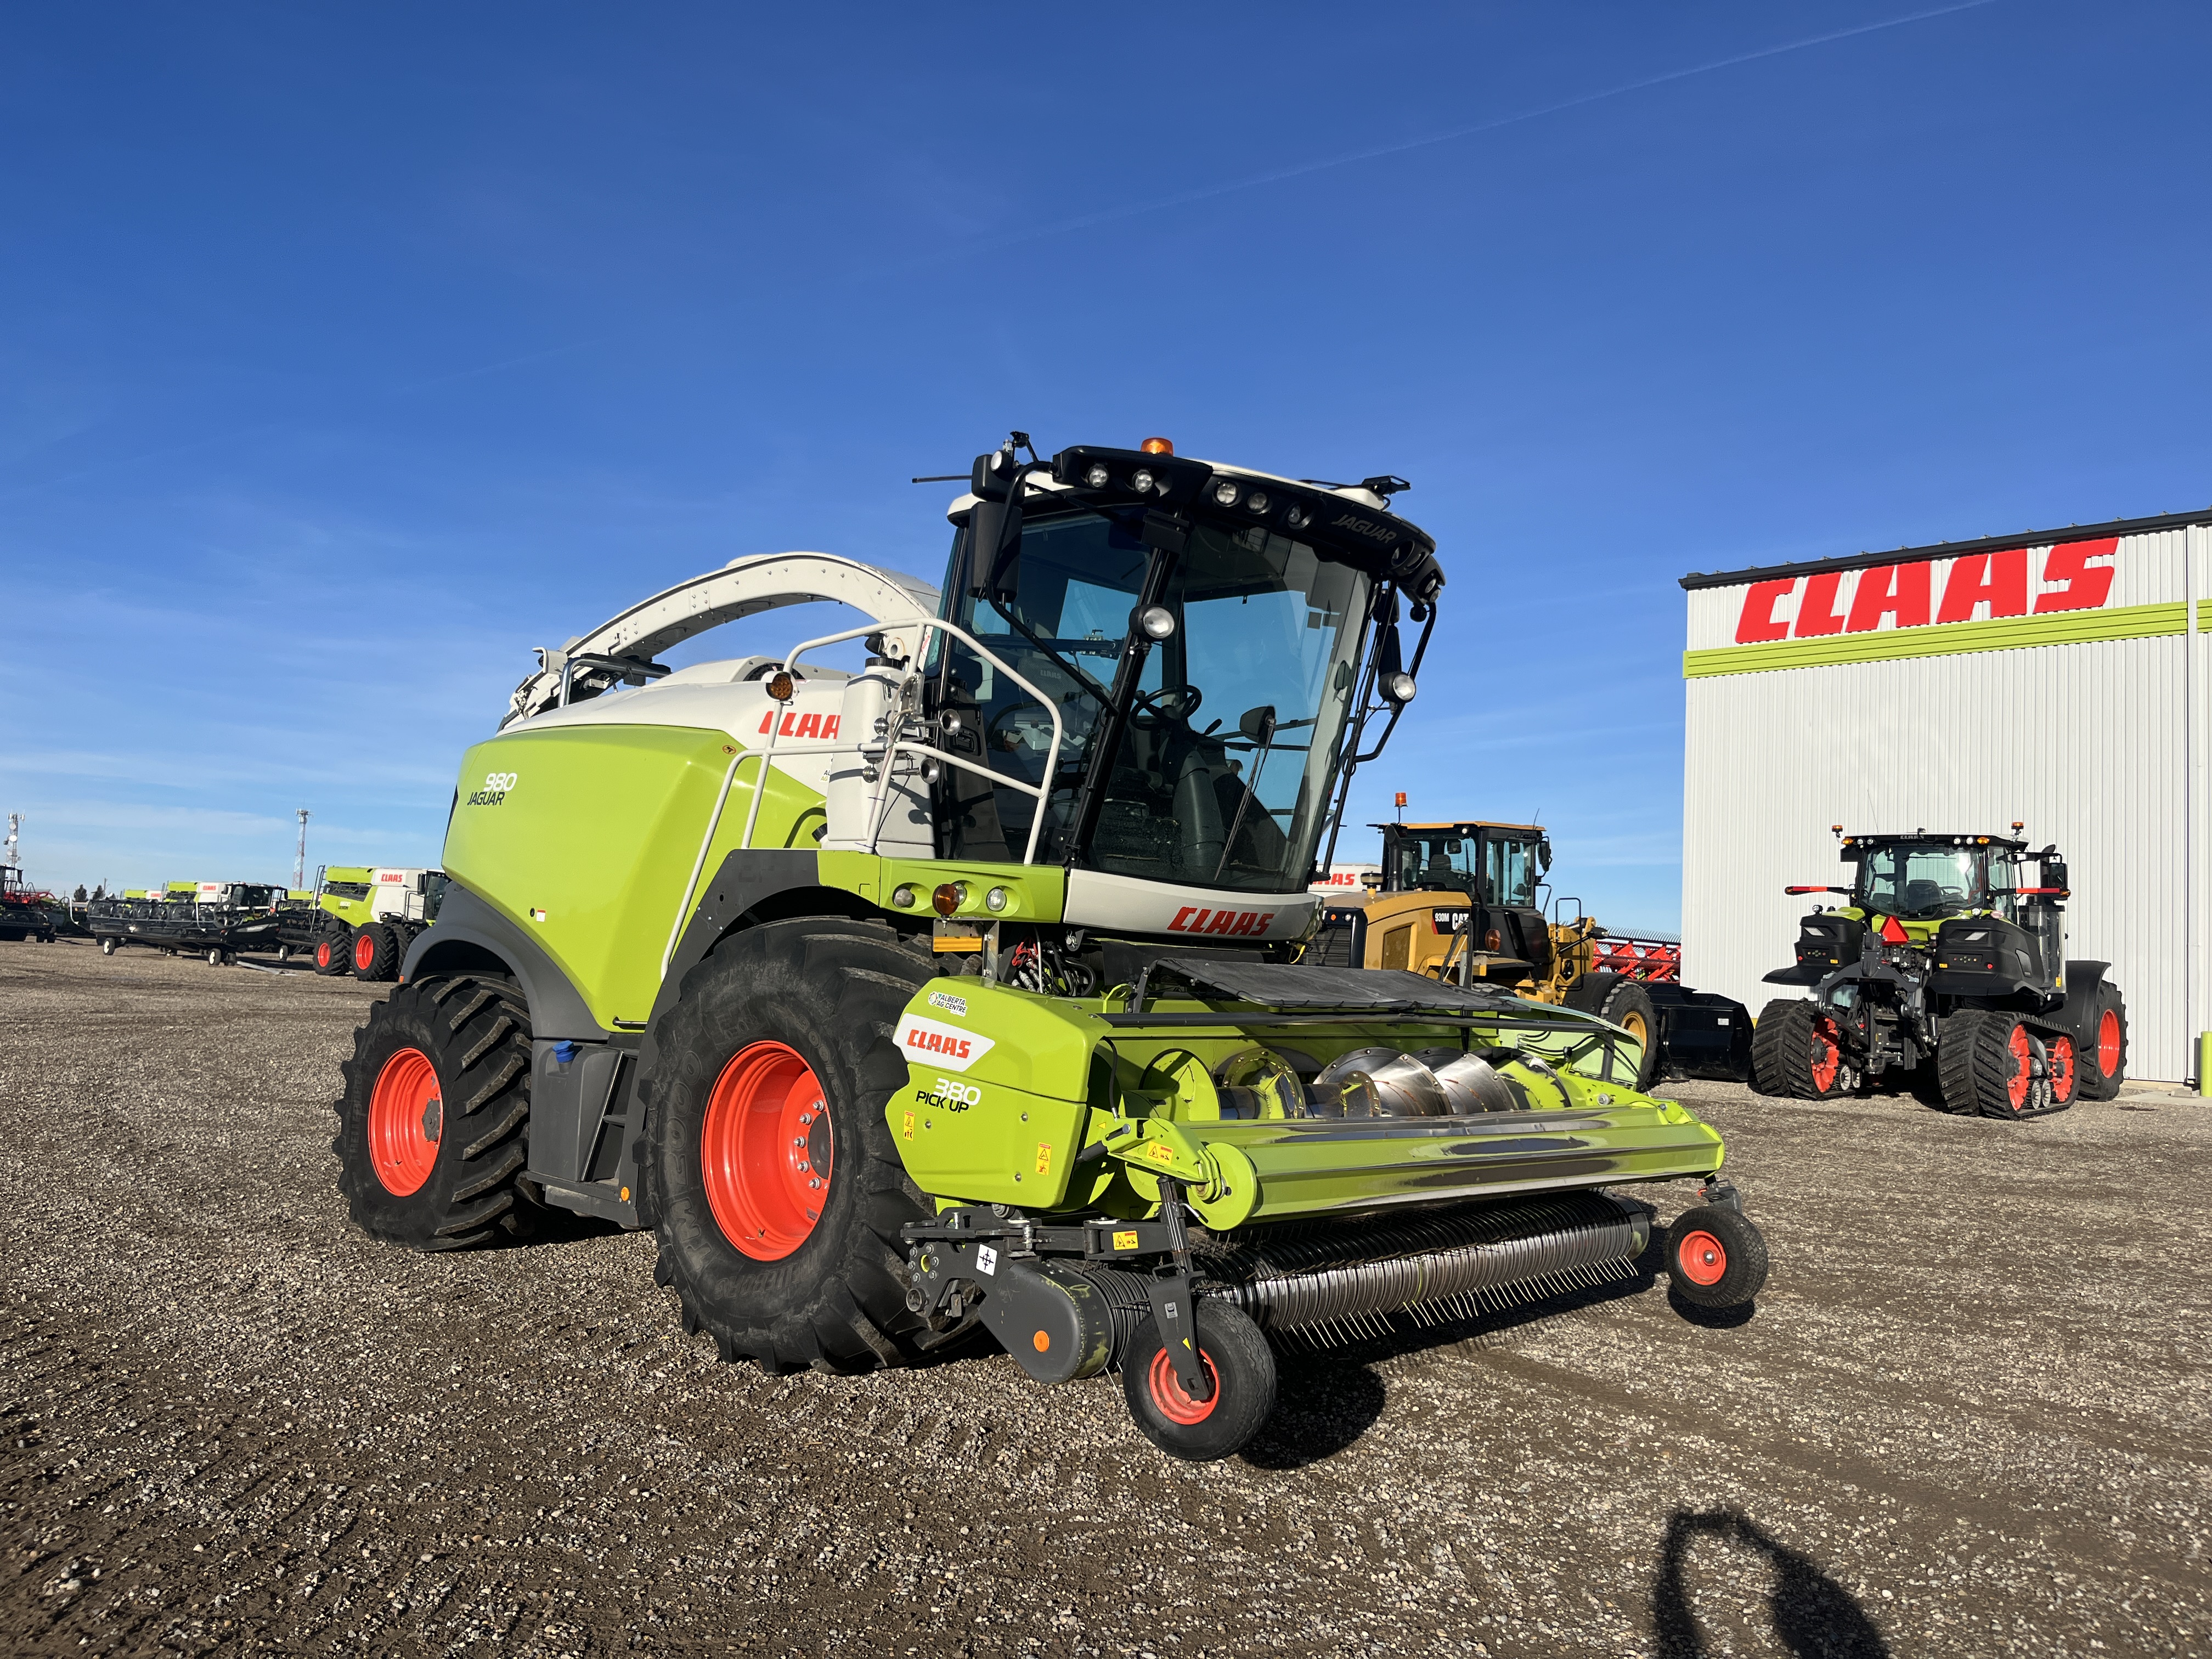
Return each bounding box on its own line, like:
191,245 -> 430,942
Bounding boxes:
639,918 -> 934,1375
2078,984 -> 2129,1102
333,973 -> 539,1249
1749,999 -> 1840,1100
1937,1007 -> 2064,1121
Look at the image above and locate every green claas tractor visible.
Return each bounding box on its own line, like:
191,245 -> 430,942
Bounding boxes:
1751,827 -> 2128,1119
335,433 -> 1765,1460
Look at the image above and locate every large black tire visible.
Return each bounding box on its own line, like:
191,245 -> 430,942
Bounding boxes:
1593,979 -> 1662,1091
352,922 -> 401,983
334,974 -> 540,1250
1749,999 -> 1847,1101
1938,1007 -> 2051,1120
313,928 -> 353,976
2077,984 -> 2129,1101
1121,1300 -> 1278,1462
639,918 -> 934,1374
1665,1205 -> 1769,1309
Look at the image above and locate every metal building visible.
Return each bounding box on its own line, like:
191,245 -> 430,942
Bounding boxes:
1679,507 -> 2210,1082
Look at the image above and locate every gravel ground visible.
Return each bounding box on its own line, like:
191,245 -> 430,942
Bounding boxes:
2,938 -> 2207,1658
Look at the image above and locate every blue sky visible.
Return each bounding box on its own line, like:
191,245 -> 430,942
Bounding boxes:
5,2 -> 2206,929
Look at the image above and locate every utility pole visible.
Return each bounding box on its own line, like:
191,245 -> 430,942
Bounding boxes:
294,809 -> 311,893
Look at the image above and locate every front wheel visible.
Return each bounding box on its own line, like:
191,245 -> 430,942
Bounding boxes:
1120,1300 -> 1278,1462
314,929 -> 352,976
1594,979 -> 1662,1091
640,918 -> 934,1373
1750,1000 -> 1847,1100
99,937 -> 117,956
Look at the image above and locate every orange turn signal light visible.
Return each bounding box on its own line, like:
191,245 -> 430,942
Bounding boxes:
1141,436 -> 1174,455
932,882 -> 966,916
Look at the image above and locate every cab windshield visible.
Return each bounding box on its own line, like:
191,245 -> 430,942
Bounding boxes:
1391,832 -> 1541,906
1855,845 -> 1995,919
936,510 -> 1370,890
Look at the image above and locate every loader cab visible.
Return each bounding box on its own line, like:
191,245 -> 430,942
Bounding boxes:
1374,821 -> 1554,981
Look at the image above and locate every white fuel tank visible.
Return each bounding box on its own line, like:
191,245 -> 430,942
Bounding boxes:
823,664 -> 933,855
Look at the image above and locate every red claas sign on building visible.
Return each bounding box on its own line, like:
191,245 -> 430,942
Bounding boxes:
1733,539 -> 2118,644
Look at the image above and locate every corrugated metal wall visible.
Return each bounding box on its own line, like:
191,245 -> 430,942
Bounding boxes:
1683,523 -> 2206,1081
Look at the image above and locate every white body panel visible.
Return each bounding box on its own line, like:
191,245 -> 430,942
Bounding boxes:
1064,868 -> 1319,942
1682,521 -> 2208,1081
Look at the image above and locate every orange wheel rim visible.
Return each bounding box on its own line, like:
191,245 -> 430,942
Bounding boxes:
2006,1024 -> 2033,1108
2097,1009 -> 2121,1076
316,939 -> 334,968
1146,1347 -> 1221,1425
700,1041 -> 831,1262
1809,1015 -> 1842,1092
368,1047 -> 442,1196
353,932 -> 377,972
1677,1229 -> 1727,1286
2047,1034 -> 2076,1103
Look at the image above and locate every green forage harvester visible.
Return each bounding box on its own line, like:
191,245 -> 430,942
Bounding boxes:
331,432 -> 1766,1460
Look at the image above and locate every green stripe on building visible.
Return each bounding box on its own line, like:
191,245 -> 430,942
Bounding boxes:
1683,601 -> 2203,679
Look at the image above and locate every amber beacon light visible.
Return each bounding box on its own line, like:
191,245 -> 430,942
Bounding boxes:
1140,436 -> 1175,455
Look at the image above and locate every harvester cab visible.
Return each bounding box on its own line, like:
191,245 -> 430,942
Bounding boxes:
1752,828 -> 2127,1116
334,433 -> 1766,1461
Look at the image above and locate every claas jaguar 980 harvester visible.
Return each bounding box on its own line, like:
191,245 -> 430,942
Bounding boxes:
1751,827 -> 2128,1119
336,434 -> 1765,1460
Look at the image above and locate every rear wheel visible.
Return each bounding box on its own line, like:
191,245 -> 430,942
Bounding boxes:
1594,979 -> 1662,1091
99,937 -> 117,956
640,918 -> 934,1374
333,974 -> 539,1249
1750,1000 -> 1847,1100
352,922 -> 400,981
1939,1008 -> 2052,1120
205,947 -> 225,967
1666,1205 -> 1769,1308
2078,986 -> 2129,1101
1120,1300 -> 1277,1462
314,929 -> 352,976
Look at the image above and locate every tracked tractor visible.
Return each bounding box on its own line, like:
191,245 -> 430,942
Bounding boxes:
335,433 -> 1767,1461
1307,821 -> 1751,1088
1751,828 -> 2126,1118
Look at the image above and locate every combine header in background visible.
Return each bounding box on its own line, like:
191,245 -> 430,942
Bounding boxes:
332,432 -> 1768,1461
88,882 -> 288,964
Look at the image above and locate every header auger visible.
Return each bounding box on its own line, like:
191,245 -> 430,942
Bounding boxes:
332,433 -> 1766,1460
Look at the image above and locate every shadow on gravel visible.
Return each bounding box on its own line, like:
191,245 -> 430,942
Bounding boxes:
1652,1508 -> 1889,1659
1667,1290 -> 1757,1328
1237,1267 -> 1664,1467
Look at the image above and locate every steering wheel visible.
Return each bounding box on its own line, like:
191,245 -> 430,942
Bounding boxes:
987,699 -> 1049,754
1127,684 -> 1203,731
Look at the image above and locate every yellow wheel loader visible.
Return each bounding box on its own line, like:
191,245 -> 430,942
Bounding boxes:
1306,821 -> 1751,1086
